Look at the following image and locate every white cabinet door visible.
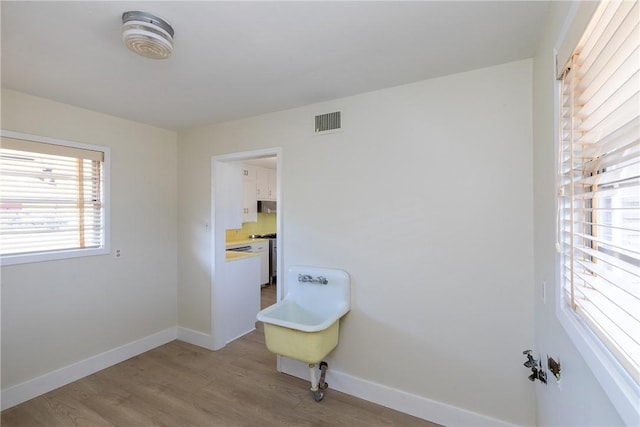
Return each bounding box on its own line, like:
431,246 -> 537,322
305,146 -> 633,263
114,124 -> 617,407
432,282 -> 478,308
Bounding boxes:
242,165 -> 256,182
256,167 -> 277,201
241,165 -> 257,222
250,241 -> 269,285
267,169 -> 277,201
256,167 -> 268,201
242,177 -> 257,223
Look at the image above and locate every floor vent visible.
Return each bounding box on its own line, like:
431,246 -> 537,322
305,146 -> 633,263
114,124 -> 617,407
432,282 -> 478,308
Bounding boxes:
315,111 -> 342,134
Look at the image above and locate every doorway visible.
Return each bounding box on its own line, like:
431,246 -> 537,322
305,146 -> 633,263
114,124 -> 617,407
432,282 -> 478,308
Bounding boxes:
210,148 -> 282,350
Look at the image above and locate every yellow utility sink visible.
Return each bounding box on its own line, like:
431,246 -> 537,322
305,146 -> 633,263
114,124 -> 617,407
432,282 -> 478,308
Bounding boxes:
263,320 -> 339,364
257,266 -> 350,401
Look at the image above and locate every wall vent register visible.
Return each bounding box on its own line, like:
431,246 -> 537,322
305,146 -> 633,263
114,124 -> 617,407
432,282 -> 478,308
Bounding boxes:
315,111 -> 342,134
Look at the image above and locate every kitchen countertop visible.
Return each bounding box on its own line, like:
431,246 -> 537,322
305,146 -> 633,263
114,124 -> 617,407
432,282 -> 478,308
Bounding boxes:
225,251 -> 261,262
226,238 -> 268,248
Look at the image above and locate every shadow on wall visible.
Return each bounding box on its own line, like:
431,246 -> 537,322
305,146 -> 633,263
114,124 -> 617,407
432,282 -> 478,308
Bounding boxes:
329,304 -> 532,425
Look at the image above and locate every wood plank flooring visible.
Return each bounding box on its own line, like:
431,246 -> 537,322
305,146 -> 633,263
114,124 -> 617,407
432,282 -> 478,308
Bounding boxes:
2,285 -> 440,427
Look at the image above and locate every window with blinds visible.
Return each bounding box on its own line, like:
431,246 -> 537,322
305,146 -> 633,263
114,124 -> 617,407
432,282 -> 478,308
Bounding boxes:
558,0 -> 639,383
0,133 -> 108,264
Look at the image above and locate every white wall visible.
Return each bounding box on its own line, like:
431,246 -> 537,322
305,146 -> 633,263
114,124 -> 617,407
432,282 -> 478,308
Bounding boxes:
531,3 -> 626,426
178,60 -> 535,425
0,89 -> 178,391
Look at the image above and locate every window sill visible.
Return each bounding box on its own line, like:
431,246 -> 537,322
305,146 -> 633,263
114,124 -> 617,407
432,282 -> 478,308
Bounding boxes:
0,247 -> 110,266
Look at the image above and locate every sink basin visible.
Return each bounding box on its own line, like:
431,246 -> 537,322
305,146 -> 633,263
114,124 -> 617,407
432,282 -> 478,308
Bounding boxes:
257,266 -> 350,363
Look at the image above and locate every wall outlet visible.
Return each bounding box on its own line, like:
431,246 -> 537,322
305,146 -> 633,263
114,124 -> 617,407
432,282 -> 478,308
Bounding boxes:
115,249 -> 122,259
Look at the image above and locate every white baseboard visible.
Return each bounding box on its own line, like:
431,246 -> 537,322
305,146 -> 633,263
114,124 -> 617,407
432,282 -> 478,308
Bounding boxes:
225,327 -> 256,345
1,327 -> 177,411
3,329 -> 519,426
280,357 -> 519,427
177,326 -> 216,350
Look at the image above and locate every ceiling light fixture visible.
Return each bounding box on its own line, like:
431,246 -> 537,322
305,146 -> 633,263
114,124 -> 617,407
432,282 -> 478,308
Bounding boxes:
122,11 -> 174,60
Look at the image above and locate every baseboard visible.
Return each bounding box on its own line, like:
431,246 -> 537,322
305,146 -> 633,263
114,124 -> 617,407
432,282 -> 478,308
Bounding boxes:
3,329 -> 519,426
1,327 -> 177,411
225,327 -> 256,345
177,326 -> 216,350
280,357 -> 519,427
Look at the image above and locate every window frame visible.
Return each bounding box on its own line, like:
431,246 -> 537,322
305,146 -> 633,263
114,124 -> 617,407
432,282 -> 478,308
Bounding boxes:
0,130 -> 110,266
553,2 -> 640,424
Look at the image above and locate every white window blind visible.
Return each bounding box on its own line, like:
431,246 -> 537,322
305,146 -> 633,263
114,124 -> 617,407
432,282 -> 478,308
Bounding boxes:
558,0 -> 639,383
0,135 -> 106,259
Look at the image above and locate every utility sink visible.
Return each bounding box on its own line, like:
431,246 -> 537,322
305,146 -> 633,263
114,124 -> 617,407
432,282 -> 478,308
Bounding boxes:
257,266 -> 350,364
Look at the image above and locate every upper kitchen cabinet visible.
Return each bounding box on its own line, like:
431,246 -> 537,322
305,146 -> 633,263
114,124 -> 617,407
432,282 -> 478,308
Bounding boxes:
256,167 -> 276,201
242,165 -> 258,223
242,165 -> 256,182
239,162 -> 276,223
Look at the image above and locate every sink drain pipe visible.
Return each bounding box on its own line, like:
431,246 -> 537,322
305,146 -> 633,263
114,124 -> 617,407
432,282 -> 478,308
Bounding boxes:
308,361 -> 329,401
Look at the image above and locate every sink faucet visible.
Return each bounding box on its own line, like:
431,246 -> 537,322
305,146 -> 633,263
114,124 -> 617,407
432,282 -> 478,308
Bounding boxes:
298,274 -> 328,284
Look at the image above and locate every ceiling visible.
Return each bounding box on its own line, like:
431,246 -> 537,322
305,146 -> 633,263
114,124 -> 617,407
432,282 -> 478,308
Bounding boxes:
1,1 -> 550,132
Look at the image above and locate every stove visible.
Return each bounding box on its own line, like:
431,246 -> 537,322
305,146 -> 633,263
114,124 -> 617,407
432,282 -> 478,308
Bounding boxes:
250,233 -> 276,239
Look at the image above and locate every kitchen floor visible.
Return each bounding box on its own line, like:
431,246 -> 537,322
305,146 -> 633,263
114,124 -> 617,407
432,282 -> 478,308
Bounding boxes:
261,282 -> 277,309
2,284 -> 440,427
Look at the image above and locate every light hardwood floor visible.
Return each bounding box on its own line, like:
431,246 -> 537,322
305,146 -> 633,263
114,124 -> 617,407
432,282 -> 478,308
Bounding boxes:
2,285 -> 440,427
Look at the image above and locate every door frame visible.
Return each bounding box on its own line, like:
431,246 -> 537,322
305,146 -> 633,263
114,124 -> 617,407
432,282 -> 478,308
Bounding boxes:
210,147 -> 282,350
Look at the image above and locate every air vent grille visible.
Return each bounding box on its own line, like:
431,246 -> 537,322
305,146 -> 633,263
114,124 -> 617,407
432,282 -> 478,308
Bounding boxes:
315,111 -> 341,134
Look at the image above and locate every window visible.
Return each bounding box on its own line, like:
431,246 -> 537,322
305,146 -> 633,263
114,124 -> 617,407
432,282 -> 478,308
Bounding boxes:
558,0 -> 639,387
0,131 -> 109,265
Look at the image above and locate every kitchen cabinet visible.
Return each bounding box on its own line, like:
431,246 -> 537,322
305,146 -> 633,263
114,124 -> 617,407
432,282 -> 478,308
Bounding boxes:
267,169 -> 277,201
256,167 -> 276,201
242,181 -> 257,223
242,165 -> 256,182
239,164 -> 276,220
251,240 -> 270,285
242,165 -> 257,223
224,254 -> 260,342
226,239 -> 269,286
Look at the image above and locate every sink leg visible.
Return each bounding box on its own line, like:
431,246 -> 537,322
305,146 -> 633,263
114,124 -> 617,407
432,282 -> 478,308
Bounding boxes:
309,361 -> 329,402
309,363 -> 328,401
309,364 -> 318,392
318,361 -> 328,390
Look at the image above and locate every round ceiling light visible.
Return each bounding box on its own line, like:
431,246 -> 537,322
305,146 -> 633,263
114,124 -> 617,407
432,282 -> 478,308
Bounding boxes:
122,11 -> 174,60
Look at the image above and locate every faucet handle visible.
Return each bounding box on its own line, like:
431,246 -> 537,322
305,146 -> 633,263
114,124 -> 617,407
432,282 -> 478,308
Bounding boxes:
523,349 -> 537,368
